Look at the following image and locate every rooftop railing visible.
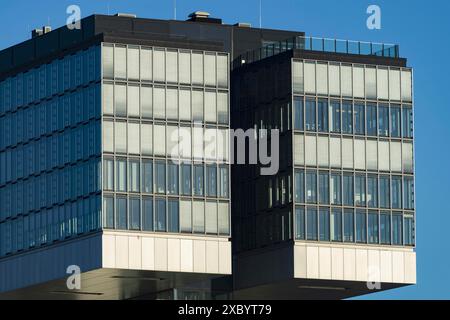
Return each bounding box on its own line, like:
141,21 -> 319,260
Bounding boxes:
233,36 -> 399,68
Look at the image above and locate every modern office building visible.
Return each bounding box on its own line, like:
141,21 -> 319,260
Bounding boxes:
0,12 -> 415,299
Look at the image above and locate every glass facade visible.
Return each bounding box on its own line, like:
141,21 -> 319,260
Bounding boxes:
101,43 -> 230,237
292,59 -> 415,247
0,46 -> 102,258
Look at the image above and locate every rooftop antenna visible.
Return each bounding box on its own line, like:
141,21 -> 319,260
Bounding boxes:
259,0 -> 262,28
174,0 -> 177,20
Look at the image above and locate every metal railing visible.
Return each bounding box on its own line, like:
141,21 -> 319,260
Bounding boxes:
234,36 -> 399,68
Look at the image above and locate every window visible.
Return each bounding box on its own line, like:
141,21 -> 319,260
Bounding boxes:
116,197 -> 127,230
141,124 -> 153,156
295,207 -> 305,240
365,67 -> 377,99
192,52 -> 204,86
380,212 -> 391,244
392,213 -> 403,245
130,198 -> 140,230
317,63 -> 328,95
115,122 -> 126,153
354,103 -> 365,135
317,99 -> 328,132
139,86 -> 152,119
180,200 -> 192,233
378,105 -> 389,137
116,159 -> 127,192
305,135 -> 317,166
103,45 -> 114,78
329,63 -> 340,96
154,125 -> 166,156
218,202 -> 230,235
166,50 -> 178,84
206,165 -> 217,197
128,85 -> 140,117
390,106 -> 401,137
154,87 -> 166,119
114,84 -> 126,117
142,161 -> 153,193
103,159 -> 114,191
377,68 -> 389,100
342,102 -> 353,134
319,172 -> 329,205
392,176 -> 402,209
401,70 -> 412,102
355,175 -> 366,207
155,199 -> 166,232
304,61 -> 316,94
167,163 -> 179,195
143,197 -> 153,231
179,89 -> 191,121
344,209 -> 354,242
295,170 -> 305,203
341,65 -> 352,96
114,46 -> 126,79
294,97 -> 304,130
331,209 -> 342,242
193,165 -> 204,196
367,104 -> 377,136
305,99 -> 316,131
179,50 -> 191,85
404,216 -> 415,246
203,91 -> 216,123
140,47 -> 152,81
129,160 -> 140,192
166,88 -> 178,120
319,208 -> 330,241
402,106 -> 413,138
404,177 -> 414,209
154,49 -> 165,82
192,90 -> 203,122
306,207 -> 318,241
205,202 -> 218,234
155,161 -> 166,194
193,201 -> 205,233
293,61 -> 304,93
204,53 -> 216,87
380,176 -> 390,208
217,92 -> 228,124
329,101 -> 341,133
168,200 -> 179,233
104,197 -> 114,229
219,166 -> 229,198
389,69 -> 401,101
343,174 -> 354,206
103,83 -> 114,115
103,121 -> 114,153
181,164 -> 192,196
306,171 -> 317,204
355,210 -> 366,243
367,175 -> 378,208
217,54 -> 228,89
128,123 -> 140,154
330,173 -> 342,205
368,212 -> 379,244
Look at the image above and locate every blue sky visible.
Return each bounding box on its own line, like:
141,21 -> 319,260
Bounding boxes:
1,0 -> 449,300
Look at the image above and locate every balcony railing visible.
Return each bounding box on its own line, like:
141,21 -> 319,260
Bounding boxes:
233,36 -> 399,69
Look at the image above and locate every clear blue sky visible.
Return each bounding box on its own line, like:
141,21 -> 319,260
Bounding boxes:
1,0 -> 449,300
